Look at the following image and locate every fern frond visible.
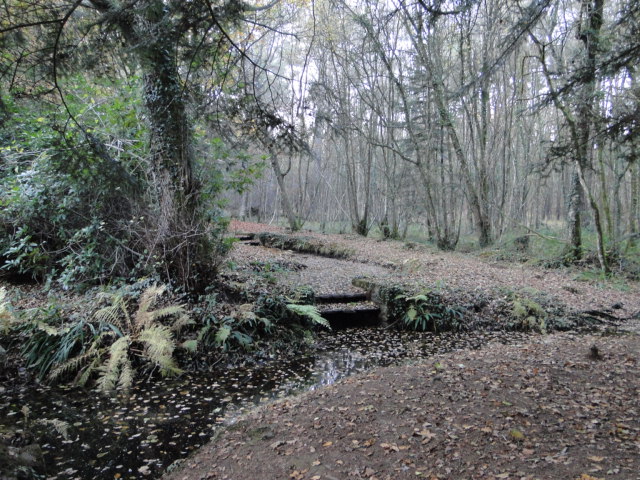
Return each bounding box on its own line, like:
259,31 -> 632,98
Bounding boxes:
171,313 -> 194,333
286,304 -> 331,330
134,285 -> 165,328
181,339 -> 198,352
76,357 -> 102,387
37,419 -> 70,441
117,358 -> 134,390
138,325 -> 181,376
215,325 -> 231,345
93,304 -> 126,331
149,305 -> 186,322
97,336 -> 130,392
48,348 -> 101,383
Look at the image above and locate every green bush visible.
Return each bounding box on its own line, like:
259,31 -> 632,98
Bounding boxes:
0,87 -> 145,288
397,291 -> 466,332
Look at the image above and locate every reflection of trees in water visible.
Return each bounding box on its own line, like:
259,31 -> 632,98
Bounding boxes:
312,349 -> 368,387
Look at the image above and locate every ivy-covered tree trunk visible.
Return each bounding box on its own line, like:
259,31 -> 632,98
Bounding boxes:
90,0 -> 212,289
566,171 -> 583,261
629,162 -> 639,251
140,16 -> 205,286
574,0 -> 609,274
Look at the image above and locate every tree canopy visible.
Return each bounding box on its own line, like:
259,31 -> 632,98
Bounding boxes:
1,0 -> 639,289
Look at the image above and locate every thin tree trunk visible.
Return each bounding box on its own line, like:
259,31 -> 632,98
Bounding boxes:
270,153 -> 300,231
628,162 -> 639,250
566,171 -> 583,261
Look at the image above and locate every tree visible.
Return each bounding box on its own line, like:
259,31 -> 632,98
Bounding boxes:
1,0 -> 280,290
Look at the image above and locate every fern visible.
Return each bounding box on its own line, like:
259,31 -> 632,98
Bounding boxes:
97,336 -> 130,392
117,358 -> 134,390
169,313 -> 193,333
93,299 -> 129,332
37,419 -> 70,441
42,284 -> 190,392
134,284 -> 165,329
138,324 -> 181,375
286,304 -> 331,330
215,324 -> 232,345
76,357 -> 102,387
49,348 -> 99,383
181,339 -> 198,352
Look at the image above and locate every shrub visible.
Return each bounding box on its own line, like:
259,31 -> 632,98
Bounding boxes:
0,96 -> 144,287
508,295 -> 548,333
397,291 -> 466,332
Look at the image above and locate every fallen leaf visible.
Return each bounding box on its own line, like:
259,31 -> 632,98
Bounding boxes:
137,466 -> 151,476
270,440 -> 284,449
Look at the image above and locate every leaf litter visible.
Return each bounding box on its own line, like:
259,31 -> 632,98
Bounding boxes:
164,332 -> 640,480
160,221 -> 640,480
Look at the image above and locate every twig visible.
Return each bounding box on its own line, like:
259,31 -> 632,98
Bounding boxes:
516,224 -> 568,245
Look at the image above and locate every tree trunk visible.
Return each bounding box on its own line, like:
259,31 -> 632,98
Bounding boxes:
628,162 -> 639,251
270,153 -> 301,231
89,0 -> 212,289
574,0 -> 609,273
566,171 -> 583,261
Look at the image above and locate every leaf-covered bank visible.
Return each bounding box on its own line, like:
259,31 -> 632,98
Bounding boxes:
164,329 -> 640,480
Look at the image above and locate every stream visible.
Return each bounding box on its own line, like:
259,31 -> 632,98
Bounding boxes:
1,326 -> 534,479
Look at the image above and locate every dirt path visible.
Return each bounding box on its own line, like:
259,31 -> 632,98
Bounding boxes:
162,222 -> 640,480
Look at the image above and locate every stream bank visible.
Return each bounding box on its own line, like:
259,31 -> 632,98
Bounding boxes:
1,326 -> 536,479
163,328 -> 640,480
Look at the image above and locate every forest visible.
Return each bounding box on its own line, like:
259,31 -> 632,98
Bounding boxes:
1,1 -> 639,479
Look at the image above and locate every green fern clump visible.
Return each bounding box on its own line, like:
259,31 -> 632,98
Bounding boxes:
48,284 -> 192,392
398,291 -> 465,333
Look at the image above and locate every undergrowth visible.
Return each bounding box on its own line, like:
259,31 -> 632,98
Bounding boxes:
20,284 -> 192,391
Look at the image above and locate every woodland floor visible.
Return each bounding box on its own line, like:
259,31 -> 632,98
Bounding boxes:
163,221 -> 640,480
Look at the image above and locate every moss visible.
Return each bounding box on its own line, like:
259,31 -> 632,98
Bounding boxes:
511,297 -> 547,333
256,233 -> 354,259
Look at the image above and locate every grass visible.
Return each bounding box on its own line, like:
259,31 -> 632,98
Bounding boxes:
573,270 -> 632,291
